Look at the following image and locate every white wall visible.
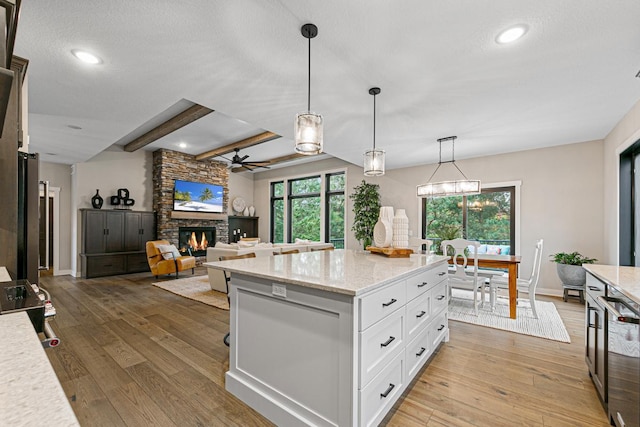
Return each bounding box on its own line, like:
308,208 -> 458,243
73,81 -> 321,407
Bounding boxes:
39,161 -> 73,274
254,141 -> 604,296
71,146 -> 153,275
228,171 -> 254,214
603,98 -> 640,264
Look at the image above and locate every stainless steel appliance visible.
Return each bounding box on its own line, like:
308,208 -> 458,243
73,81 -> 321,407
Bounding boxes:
0,278 -> 60,347
586,274 -> 607,405
599,289 -> 640,427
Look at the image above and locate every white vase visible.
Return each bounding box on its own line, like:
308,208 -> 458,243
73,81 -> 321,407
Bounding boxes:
249,206 -> 255,216
392,208 -> 409,248
243,206 -> 249,216
373,206 -> 394,247
379,206 -> 394,223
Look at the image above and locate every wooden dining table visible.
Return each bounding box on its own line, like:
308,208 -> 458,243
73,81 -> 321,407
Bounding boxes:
449,254 -> 522,319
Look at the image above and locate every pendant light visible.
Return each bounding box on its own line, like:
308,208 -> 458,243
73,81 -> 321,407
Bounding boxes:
363,87 -> 385,176
416,136 -> 481,197
294,23 -> 323,155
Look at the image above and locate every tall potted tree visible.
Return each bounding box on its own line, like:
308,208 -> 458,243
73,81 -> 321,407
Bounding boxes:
350,180 -> 381,249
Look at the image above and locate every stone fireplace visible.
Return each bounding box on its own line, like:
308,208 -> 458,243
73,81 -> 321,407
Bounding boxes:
153,149 -> 229,258
178,226 -> 216,256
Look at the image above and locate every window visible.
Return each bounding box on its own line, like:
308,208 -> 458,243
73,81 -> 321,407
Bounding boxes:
270,181 -> 284,243
619,139 -> 640,266
270,171 -> 345,245
326,173 -> 345,248
288,176 -> 321,241
422,186 -> 515,254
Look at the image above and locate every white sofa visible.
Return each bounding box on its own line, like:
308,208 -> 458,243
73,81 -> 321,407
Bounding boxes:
206,241 -> 334,293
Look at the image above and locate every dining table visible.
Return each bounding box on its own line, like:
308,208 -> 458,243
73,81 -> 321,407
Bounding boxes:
449,254 -> 522,319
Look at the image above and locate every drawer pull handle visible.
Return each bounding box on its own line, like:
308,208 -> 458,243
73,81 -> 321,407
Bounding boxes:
416,347 -> 426,357
380,336 -> 395,347
588,286 -> 600,291
438,271 -> 446,276
416,310 -> 426,318
380,383 -> 395,398
438,324 -> 445,331
436,295 -> 446,301
382,298 -> 397,307
418,281 -> 428,288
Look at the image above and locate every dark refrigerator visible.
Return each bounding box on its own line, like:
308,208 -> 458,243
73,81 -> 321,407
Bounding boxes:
17,151 -> 40,286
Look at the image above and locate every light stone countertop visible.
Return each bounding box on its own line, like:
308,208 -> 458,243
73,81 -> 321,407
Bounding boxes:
584,264 -> 640,304
204,249 -> 449,296
0,312 -> 79,427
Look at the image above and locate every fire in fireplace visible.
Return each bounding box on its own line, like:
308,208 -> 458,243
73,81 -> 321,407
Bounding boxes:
178,227 -> 216,256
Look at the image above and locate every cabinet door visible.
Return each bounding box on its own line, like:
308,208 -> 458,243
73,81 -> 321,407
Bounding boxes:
83,210 -> 106,254
140,212 -> 156,247
104,211 -> 124,252
123,212 -> 141,251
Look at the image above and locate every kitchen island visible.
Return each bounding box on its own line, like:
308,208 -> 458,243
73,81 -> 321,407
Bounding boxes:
205,249 -> 449,427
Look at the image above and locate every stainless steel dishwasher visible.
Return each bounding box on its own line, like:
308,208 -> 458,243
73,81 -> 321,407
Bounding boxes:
599,288 -> 639,427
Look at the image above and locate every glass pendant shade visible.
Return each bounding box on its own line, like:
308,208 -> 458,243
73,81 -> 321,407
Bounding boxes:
364,149 -> 385,176
416,135 -> 481,198
294,111 -> 323,155
416,179 -> 481,197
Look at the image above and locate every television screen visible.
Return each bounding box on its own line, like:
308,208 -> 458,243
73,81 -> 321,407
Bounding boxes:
173,180 -> 224,213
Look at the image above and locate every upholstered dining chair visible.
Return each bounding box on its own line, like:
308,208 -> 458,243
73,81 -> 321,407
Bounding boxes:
442,238 -> 483,315
489,239 -> 544,318
219,252 -> 256,347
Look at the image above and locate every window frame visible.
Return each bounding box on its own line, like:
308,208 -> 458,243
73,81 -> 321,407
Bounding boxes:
287,175 -> 321,243
270,181 -> 284,243
325,172 -> 346,248
421,181 -> 521,255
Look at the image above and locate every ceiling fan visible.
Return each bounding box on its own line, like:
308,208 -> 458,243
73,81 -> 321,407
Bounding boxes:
220,148 -> 271,171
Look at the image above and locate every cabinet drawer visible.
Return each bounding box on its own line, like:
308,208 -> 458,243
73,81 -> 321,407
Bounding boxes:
360,280 -> 406,331
406,262 -> 448,301
406,290 -> 431,343
360,308 -> 405,388
429,311 -> 448,350
360,351 -> 405,427
431,279 -> 448,315
127,253 -> 150,273
405,325 -> 431,380
86,255 -> 126,277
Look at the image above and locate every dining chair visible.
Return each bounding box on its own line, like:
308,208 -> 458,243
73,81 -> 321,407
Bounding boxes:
489,239 -> 544,318
442,238 -> 483,315
275,248 -> 300,255
219,252 -> 256,346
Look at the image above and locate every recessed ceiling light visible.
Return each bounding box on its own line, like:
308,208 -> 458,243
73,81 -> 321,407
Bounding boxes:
496,25 -> 528,44
178,142 -> 187,149
71,49 -> 102,64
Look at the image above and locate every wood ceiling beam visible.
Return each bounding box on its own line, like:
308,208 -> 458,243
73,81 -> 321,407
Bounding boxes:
195,131 -> 280,161
231,153 -> 306,173
123,104 -> 214,152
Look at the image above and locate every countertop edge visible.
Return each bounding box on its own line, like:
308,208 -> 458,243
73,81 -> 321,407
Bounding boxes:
584,264 -> 640,304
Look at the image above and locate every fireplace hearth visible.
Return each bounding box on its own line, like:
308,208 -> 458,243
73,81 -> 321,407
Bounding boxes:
178,227 -> 216,256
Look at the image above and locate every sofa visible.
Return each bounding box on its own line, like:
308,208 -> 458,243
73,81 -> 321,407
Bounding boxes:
206,240 -> 334,293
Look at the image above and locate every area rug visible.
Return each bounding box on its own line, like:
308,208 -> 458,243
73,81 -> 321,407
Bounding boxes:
449,289 -> 571,343
152,275 -> 229,310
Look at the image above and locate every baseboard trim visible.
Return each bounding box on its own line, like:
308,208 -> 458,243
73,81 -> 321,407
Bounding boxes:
55,269 -> 73,277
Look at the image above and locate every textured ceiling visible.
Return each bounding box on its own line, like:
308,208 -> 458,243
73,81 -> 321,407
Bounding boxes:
13,1 -> 640,170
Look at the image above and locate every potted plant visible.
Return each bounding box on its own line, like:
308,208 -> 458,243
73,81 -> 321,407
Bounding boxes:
549,251 -> 597,287
350,180 -> 381,249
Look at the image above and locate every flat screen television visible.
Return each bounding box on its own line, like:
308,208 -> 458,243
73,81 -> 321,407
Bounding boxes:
173,179 -> 224,213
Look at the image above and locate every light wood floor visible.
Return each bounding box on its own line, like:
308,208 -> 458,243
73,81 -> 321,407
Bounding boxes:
40,268 -> 610,426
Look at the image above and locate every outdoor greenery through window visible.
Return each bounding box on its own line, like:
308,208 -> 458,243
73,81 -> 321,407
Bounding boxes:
422,186 -> 515,254
270,172 -> 345,247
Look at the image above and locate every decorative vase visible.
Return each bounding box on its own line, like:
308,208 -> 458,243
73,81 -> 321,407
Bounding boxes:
243,206 -> 250,216
392,209 -> 409,248
249,206 -> 255,216
373,206 -> 393,247
91,189 -> 103,209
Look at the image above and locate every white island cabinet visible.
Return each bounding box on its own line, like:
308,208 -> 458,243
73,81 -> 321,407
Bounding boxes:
205,249 -> 449,427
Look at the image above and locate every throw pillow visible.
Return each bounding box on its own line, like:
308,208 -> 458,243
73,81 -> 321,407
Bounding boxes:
157,244 -> 181,260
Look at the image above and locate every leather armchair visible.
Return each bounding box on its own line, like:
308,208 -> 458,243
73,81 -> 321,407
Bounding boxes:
146,240 -> 196,278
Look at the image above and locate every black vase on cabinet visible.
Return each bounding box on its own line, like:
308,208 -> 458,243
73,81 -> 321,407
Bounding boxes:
91,189 -> 104,209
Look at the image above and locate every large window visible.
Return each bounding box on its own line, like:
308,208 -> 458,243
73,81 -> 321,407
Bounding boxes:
270,171 -> 345,245
423,186 -> 515,254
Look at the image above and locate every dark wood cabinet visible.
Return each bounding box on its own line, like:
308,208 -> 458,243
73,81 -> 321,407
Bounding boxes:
228,216 -> 258,242
80,209 -> 156,278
